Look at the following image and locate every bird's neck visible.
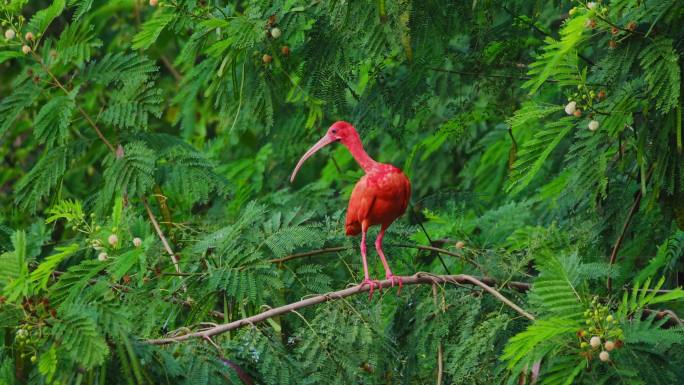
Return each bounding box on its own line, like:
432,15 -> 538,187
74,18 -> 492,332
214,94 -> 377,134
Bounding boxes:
343,134 -> 377,173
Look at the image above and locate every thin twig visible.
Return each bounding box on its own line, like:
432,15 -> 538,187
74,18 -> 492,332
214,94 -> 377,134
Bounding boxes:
32,53 -> 116,154
160,55 -> 182,82
146,272 -> 534,344
428,67 -> 542,82
269,247 -> 349,263
643,309 -> 683,326
396,243 -> 483,271
500,4 -> 595,66
142,196 -> 183,277
269,243 -> 483,271
607,166 -> 654,290
432,284 -> 444,385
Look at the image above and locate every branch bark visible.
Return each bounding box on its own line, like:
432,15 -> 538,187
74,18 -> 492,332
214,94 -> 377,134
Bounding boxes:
146,273 -> 534,345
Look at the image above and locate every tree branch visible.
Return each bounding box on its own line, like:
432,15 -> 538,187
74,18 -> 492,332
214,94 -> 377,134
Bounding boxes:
146,273 -> 534,345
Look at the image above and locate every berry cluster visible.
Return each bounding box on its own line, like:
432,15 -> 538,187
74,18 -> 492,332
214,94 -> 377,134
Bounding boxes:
577,297 -> 623,363
10,297 -> 57,367
565,83 -> 606,131
261,15 -> 289,65
567,1 -> 640,50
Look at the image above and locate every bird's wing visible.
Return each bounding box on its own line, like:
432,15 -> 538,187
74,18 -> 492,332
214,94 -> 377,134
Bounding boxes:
345,176 -> 374,235
345,169 -> 411,235
367,168 -> 411,214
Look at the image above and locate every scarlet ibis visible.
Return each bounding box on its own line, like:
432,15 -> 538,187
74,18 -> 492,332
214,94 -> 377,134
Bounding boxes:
290,121 -> 411,297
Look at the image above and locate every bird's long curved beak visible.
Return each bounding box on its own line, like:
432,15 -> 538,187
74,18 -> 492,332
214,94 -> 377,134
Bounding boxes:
290,134 -> 336,182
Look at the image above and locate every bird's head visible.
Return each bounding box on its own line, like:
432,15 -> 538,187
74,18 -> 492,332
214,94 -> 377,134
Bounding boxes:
289,121 -> 358,182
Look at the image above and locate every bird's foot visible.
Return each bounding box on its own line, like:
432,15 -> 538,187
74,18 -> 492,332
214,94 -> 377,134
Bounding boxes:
386,274 -> 403,295
359,278 -> 382,299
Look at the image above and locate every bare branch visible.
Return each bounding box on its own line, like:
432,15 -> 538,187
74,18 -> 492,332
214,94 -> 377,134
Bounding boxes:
146,273 -> 534,345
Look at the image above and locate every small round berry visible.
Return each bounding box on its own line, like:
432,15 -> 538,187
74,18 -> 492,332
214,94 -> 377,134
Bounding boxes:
597,90 -> 606,99
565,101 -> 577,115
586,2 -> 597,10
599,350 -> 610,362
281,45 -> 290,56
606,315 -> 614,322
133,237 -> 142,247
4,29 -> 15,40
580,342 -> 589,348
24,32 -> 34,41
627,21 -> 637,31
455,241 -> 465,249
262,53 -> 272,64
585,19 -> 597,29
611,26 -> 619,35
609,40 -> 617,49
588,120 -> 599,131
30,355 -> 37,363
573,109 -> 582,117
108,234 -> 118,246
604,340 -> 615,351
98,252 -> 108,261
21,45 -> 31,54
568,7 -> 576,16
270,27 -> 281,39
590,336 -> 601,348
150,0 -> 158,6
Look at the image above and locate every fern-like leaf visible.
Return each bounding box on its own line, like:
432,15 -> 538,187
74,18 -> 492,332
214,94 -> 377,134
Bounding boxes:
101,141 -> 156,205
508,116 -> 575,194
14,146 -> 69,213
55,22 -> 102,66
638,37 -> 680,113
26,0 -> 65,35
53,305 -> 109,368
0,79 -> 41,136
33,93 -> 75,148
132,11 -> 176,50
501,318 -> 577,370
523,12 -> 588,93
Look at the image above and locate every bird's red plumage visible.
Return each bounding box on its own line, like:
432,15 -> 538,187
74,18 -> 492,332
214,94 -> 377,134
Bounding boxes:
290,120 -> 411,296
345,164 -> 411,235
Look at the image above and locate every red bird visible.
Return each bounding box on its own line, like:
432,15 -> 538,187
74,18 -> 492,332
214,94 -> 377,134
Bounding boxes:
290,121 -> 411,296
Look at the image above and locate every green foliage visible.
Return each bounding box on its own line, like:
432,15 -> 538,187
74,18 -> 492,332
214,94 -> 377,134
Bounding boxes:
101,141 -> 156,205
638,37 -> 680,113
33,93 -> 76,148
14,146 -> 69,213
1,0 -> 684,384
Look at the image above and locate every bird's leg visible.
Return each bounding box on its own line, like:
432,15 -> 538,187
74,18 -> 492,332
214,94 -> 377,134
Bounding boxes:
359,225 -> 380,299
375,226 -> 402,294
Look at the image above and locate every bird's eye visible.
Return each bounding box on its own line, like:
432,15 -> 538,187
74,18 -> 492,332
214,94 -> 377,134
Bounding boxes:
332,129 -> 337,134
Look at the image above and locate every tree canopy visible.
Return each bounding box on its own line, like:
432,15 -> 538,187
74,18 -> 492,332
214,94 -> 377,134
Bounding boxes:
1,0 -> 684,384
